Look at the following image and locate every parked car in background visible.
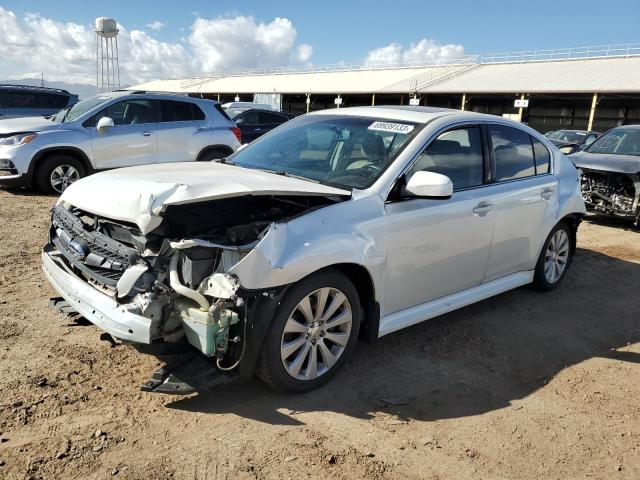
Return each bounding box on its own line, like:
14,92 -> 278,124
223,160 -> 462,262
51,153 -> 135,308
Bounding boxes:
42,106 -> 585,393
0,84 -> 78,119
0,91 -> 241,193
222,102 -> 274,112
545,129 -> 600,155
228,108 -> 295,143
570,125 -> 640,225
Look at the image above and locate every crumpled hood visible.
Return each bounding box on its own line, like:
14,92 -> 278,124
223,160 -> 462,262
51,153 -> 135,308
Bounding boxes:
60,162 -> 351,234
570,151 -> 640,174
0,116 -> 60,134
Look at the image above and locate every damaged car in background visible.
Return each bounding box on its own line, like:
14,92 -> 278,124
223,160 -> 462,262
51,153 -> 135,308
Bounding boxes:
42,107 -> 586,393
571,125 -> 640,225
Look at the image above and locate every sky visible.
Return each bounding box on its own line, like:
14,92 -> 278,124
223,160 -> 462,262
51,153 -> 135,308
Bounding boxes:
1,0 -> 639,85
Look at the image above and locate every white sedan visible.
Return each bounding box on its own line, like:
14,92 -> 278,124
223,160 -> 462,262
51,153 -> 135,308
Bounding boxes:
43,106 -> 586,392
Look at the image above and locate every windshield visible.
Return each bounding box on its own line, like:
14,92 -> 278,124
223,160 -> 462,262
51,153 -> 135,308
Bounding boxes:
586,128 -> 640,155
56,95 -> 112,123
547,130 -> 588,143
229,115 -> 421,190
226,109 -> 245,119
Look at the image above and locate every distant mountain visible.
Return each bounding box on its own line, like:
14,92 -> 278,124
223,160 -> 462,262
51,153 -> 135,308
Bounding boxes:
0,79 -> 100,99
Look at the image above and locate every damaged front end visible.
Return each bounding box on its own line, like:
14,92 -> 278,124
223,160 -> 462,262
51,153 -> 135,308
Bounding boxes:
579,168 -> 640,225
42,194 -> 341,375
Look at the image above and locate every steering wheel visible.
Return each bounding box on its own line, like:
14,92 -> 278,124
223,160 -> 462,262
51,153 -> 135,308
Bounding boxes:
359,162 -> 381,175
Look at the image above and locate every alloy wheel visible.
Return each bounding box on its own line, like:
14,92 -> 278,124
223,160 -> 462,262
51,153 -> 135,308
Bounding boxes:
280,287 -> 352,381
50,164 -> 80,193
544,229 -> 570,284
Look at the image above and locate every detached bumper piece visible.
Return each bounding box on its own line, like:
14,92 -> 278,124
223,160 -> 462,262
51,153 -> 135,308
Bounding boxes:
140,353 -> 237,395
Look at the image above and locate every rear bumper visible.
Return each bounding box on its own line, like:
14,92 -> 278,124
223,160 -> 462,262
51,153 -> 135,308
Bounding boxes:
42,244 -> 153,343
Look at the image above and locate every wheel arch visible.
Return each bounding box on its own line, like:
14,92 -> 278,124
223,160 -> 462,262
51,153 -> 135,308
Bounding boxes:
29,146 -> 94,178
328,263 -> 380,344
195,144 -> 234,161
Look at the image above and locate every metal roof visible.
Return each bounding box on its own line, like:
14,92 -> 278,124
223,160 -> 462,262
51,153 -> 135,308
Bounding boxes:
130,45 -> 640,96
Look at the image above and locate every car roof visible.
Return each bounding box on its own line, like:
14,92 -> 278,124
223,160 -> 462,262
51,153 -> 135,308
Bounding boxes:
0,84 -> 71,95
308,105 -> 492,124
114,90 -> 219,103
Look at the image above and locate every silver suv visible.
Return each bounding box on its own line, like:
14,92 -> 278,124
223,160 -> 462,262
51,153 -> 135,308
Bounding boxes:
0,91 -> 241,193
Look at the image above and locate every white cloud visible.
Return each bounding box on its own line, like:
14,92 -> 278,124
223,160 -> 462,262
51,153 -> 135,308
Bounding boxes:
292,43 -> 313,64
365,38 -> 465,66
188,16 -> 305,72
0,8 -> 314,84
146,20 -> 165,31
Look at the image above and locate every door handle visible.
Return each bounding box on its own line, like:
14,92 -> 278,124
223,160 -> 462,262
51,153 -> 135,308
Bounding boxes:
473,202 -> 494,216
541,187 -> 555,200
141,131 -> 152,137
253,128 -> 262,132
196,126 -> 210,131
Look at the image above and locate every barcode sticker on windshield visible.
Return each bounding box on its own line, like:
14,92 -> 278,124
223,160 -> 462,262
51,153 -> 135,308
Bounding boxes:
368,121 -> 414,134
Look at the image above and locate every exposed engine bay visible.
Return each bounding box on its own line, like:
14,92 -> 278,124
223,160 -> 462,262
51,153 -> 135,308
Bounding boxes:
48,194 -> 342,371
579,168 -> 640,225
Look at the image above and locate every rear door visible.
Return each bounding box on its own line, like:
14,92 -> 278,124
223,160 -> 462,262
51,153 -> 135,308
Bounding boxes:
155,99 -> 211,163
482,124 -> 558,281
87,98 -> 158,169
236,110 -> 262,143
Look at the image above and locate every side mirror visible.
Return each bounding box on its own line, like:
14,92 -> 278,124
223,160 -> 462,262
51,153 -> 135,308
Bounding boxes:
234,118 -> 244,125
96,116 -> 114,133
403,171 -> 453,199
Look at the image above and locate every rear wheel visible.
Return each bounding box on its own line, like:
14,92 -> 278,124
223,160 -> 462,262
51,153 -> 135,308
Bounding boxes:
533,222 -> 574,291
257,269 -> 361,392
198,149 -> 229,162
35,155 -> 85,194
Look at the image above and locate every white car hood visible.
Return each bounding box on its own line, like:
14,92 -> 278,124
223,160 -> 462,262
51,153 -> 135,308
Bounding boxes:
60,162 -> 350,234
0,116 -> 59,134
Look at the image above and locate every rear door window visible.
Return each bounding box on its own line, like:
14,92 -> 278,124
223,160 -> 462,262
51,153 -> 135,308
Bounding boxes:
259,111 -> 288,124
532,137 -> 551,174
489,125 -> 536,181
159,100 -> 204,122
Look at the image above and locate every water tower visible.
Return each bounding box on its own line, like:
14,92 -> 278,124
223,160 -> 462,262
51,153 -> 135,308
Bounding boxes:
95,17 -> 120,92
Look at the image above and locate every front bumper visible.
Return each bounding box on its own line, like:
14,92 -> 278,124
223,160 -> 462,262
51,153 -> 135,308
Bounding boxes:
42,244 -> 153,343
0,172 -> 31,187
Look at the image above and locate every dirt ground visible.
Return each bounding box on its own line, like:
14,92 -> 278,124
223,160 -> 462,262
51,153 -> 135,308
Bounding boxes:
0,188 -> 638,480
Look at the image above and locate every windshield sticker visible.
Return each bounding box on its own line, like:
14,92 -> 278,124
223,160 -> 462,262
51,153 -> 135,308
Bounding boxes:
368,121 -> 415,134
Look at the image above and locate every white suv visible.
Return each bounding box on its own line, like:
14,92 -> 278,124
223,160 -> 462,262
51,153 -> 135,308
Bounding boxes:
42,107 -> 586,392
0,91 -> 241,193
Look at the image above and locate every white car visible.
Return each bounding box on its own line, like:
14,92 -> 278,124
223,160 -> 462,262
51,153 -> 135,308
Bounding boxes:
42,106 -> 586,392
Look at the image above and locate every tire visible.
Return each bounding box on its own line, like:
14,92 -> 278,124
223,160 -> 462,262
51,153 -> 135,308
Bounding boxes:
35,155 -> 86,194
257,269 -> 362,392
198,149 -> 229,162
533,221 -> 574,291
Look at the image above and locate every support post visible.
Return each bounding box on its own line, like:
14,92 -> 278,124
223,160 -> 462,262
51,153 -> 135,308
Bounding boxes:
587,93 -> 598,131
306,94 -> 310,114
461,93 -> 467,111
371,93 -> 376,106
518,93 -> 526,121
217,93 -> 220,102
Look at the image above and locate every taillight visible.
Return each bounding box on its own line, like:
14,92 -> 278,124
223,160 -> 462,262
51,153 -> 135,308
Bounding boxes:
230,127 -> 242,143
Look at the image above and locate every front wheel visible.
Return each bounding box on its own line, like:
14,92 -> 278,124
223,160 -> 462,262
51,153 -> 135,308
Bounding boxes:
257,269 -> 361,392
533,221 -> 574,291
35,155 -> 85,194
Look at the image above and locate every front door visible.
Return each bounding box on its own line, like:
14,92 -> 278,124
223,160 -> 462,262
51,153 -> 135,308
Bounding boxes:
382,125 -> 495,317
88,99 -> 158,169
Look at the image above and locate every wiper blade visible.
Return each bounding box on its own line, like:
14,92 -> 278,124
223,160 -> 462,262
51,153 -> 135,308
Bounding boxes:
263,169 -> 320,184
